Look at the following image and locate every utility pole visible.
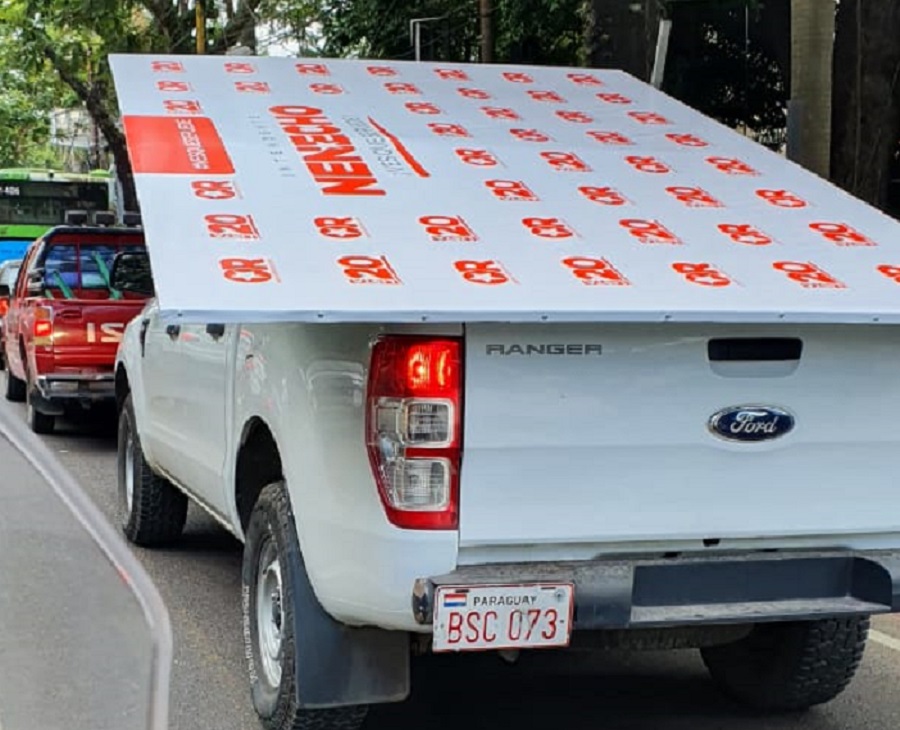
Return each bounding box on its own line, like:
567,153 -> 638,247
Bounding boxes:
479,0 -> 493,63
196,1 -> 206,54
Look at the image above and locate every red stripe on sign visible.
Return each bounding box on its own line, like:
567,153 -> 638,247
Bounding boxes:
367,118 -> 430,178
122,116 -> 235,175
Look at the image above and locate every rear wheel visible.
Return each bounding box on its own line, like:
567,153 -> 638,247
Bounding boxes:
4,368 -> 25,402
117,393 -> 188,546
25,379 -> 55,435
243,481 -> 369,730
701,616 -> 869,712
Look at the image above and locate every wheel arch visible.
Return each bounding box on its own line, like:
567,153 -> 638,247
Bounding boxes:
115,363 -> 130,413
234,415 -> 284,533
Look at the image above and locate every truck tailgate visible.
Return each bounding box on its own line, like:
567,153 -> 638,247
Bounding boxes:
50,300 -> 145,368
460,323 -> 900,550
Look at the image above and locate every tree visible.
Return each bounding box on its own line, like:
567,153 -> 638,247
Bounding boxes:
789,0 -> 835,178
662,0 -> 789,150
831,0 -> 900,210
0,28 -> 73,168
316,0 -> 582,66
583,0 -> 661,81
0,0 -> 286,211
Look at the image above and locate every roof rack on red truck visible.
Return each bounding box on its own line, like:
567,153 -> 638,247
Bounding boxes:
1,212 -> 150,434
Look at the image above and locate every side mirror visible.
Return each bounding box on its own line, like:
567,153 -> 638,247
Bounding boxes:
26,271 -> 44,297
110,251 -> 154,297
0,284 -> 9,298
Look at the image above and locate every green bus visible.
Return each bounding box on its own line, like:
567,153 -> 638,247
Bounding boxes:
0,168 -> 116,261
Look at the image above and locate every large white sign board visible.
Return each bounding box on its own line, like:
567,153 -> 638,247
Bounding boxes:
109,54 -> 900,324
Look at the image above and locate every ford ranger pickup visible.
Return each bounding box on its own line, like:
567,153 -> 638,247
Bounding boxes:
110,54 -> 900,730
4,223 -> 150,433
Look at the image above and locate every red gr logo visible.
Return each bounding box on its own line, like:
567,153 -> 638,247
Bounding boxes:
510,128 -> 550,143
204,214 -> 260,240
428,122 -> 470,137
773,261 -> 845,288
522,217 -> 576,239
454,260 -> 514,285
562,257 -> 629,286
337,255 -> 401,285
809,222 -> 875,247
626,156 -> 670,174
485,180 -> 539,202
220,258 -> 277,284
314,217 -> 366,239
620,219 -> 680,244
756,189 -> 807,208
419,215 -> 478,242
540,151 -> 590,173
628,111 -> 670,125
665,186 -> 723,208
717,224 -> 772,246
672,262 -> 732,287
578,186 -> 628,206
587,130 -> 633,146
454,149 -> 499,167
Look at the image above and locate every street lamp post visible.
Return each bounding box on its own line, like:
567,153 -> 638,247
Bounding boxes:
409,16 -> 447,62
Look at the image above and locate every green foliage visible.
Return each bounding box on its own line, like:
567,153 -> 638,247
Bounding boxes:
494,0 -> 584,66
315,0 -> 583,64
0,16 -> 73,166
663,0 -> 789,148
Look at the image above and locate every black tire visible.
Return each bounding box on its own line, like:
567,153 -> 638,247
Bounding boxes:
25,381 -> 55,435
242,481 -> 369,730
117,393 -> 188,546
5,368 -> 25,402
701,616 -> 869,713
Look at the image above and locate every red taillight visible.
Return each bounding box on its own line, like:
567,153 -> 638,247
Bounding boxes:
33,307 -> 53,345
0,300 -> 8,317
366,336 -> 463,530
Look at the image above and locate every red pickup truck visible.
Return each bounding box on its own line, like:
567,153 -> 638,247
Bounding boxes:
1,224 -> 150,433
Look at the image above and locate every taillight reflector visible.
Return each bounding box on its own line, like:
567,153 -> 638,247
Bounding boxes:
366,336 -> 463,530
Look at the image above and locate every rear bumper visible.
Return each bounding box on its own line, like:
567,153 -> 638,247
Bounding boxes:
412,549 -> 900,629
32,373 -> 115,413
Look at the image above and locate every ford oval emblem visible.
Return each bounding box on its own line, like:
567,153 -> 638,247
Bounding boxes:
708,405 -> 795,443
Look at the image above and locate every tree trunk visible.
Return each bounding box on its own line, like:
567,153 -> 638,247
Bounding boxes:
43,46 -> 139,212
789,0 -> 835,178
480,0 -> 494,63
831,0 -> 900,210
584,0 -> 661,81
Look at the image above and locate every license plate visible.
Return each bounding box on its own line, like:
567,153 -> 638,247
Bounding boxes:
432,583 -> 574,653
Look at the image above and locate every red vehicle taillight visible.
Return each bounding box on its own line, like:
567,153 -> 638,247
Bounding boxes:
33,307 -> 53,346
366,336 -> 463,530
0,300 -> 8,318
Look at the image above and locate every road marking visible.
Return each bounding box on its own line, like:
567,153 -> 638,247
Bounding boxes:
871,630 -> 900,652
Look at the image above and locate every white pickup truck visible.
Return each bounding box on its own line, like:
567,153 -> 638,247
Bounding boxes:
110,54 -> 900,730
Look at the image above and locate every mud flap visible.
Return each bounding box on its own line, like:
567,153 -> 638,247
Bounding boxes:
285,538 -> 410,709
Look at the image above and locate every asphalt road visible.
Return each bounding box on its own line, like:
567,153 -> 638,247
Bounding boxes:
5,397 -> 900,730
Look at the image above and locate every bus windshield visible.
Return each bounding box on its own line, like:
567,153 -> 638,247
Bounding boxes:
0,179 -> 110,227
